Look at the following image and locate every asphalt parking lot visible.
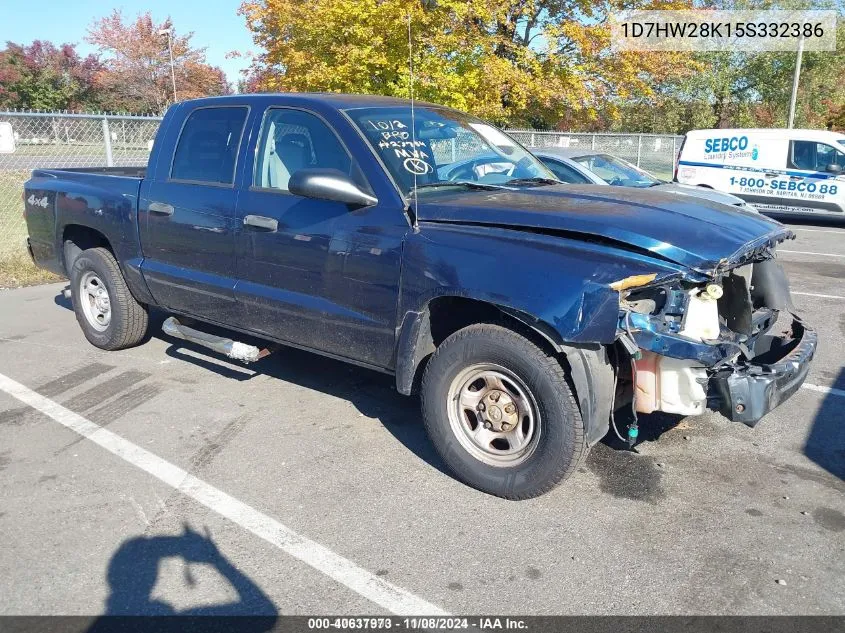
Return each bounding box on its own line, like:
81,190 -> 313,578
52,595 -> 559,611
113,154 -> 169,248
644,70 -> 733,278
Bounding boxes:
0,218 -> 844,617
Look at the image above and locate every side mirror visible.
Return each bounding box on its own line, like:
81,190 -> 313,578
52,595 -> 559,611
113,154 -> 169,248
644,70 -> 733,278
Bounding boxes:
288,168 -> 377,207
825,163 -> 844,174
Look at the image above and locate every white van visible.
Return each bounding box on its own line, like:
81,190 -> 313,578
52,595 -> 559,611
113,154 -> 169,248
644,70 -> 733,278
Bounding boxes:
675,128 -> 845,218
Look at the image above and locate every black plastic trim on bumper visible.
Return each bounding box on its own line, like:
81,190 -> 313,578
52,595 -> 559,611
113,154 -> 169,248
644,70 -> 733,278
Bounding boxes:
710,319 -> 817,427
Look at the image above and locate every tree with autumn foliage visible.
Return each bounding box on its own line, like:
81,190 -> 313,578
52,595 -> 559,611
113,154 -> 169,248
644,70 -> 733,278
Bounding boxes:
0,41 -> 103,111
237,0 -> 699,128
86,10 -> 231,113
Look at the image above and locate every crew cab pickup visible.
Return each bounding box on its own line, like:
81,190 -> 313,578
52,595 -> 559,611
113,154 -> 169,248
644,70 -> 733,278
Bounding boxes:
24,94 -> 816,499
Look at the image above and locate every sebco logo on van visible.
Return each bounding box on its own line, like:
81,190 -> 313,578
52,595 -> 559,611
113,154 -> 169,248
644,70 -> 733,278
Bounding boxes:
704,136 -> 749,154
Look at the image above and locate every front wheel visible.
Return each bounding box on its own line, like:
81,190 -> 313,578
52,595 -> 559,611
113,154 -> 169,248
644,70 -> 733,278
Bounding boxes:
420,324 -> 586,499
69,247 -> 149,350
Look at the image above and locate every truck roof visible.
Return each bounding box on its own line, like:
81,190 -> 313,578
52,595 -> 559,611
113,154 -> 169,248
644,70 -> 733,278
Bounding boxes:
177,92 -> 445,111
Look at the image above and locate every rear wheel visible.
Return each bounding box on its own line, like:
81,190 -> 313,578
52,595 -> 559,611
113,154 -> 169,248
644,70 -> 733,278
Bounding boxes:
69,247 -> 149,350
421,324 -> 586,499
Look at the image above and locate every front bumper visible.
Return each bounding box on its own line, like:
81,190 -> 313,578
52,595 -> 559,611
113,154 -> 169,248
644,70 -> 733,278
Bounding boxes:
710,318 -> 816,427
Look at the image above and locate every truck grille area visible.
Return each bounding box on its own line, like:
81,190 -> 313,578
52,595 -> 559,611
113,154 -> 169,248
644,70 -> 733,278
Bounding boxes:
717,258 -> 793,344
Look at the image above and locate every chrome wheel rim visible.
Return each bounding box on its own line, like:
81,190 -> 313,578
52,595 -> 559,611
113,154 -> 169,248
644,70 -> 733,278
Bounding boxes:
447,363 -> 540,467
78,271 -> 111,332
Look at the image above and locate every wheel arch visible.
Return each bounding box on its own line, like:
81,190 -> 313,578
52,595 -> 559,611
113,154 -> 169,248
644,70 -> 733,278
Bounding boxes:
62,224 -> 113,274
61,223 -> 155,306
394,295 -> 615,446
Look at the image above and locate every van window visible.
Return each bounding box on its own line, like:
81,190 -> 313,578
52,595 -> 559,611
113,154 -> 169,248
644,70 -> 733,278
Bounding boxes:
254,108 -> 366,192
171,107 -> 248,184
789,140 -> 845,172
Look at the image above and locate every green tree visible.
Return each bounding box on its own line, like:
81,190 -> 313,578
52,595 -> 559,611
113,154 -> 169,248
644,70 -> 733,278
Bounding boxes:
238,0 -> 699,128
748,21 -> 845,129
87,10 -> 231,113
0,41 -> 103,111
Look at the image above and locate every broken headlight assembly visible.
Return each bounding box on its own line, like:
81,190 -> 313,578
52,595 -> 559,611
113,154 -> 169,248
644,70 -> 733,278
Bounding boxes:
614,256 -> 816,426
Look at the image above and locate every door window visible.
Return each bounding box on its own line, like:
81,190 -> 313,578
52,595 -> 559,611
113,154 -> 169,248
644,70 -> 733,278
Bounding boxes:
541,158 -> 591,184
254,108 -> 366,191
170,107 -> 248,184
789,140 -> 845,172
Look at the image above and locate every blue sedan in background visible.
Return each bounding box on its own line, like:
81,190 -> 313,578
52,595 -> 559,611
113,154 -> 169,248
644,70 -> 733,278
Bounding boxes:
531,147 -> 760,213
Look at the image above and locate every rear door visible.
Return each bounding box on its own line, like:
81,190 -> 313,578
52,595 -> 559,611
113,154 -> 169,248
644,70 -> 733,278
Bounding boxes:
139,105 -> 249,321
677,132 -> 771,195
233,106 -> 406,368
718,135 -> 788,204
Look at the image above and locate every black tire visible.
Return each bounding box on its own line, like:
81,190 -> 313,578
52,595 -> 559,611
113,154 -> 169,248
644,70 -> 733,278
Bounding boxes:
69,247 -> 149,350
421,324 -> 586,499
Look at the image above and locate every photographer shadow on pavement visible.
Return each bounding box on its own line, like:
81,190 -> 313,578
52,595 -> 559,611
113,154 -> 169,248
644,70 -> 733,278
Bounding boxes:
87,524 -> 278,632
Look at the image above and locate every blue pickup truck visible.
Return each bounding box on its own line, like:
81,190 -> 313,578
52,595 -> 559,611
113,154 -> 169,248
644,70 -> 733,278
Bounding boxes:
23,94 -> 816,499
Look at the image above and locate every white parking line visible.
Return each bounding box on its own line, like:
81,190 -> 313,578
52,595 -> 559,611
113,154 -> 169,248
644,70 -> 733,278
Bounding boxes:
780,250 -> 845,258
0,371 -> 447,617
790,228 -> 845,234
802,383 -> 845,399
792,291 -> 845,300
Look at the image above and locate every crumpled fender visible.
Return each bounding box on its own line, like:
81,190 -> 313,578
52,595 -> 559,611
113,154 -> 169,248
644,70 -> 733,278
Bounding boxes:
397,223 -> 687,347
394,224 -> 688,441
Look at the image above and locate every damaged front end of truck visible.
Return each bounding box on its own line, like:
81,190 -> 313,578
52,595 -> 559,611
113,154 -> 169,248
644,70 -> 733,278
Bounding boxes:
615,232 -> 817,427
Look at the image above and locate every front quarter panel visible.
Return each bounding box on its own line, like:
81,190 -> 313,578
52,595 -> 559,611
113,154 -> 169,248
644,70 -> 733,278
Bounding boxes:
400,223 -> 688,346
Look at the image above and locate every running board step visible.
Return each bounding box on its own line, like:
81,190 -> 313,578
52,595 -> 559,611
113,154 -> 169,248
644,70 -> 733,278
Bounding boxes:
162,316 -> 271,364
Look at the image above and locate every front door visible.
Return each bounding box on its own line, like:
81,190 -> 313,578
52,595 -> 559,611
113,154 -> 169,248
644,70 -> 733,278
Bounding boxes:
139,105 -> 249,322
783,139 -> 845,215
234,107 -> 406,368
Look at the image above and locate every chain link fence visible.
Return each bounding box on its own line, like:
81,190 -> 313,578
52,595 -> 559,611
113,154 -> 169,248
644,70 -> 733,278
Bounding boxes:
509,130 -> 683,179
0,112 -> 161,273
0,111 -> 682,276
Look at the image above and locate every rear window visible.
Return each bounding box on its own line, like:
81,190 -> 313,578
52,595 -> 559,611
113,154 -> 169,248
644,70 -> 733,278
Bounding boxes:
171,107 -> 248,185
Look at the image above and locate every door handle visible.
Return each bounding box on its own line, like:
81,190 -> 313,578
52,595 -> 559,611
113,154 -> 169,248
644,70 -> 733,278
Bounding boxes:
788,175 -> 804,180
149,202 -> 174,216
243,215 -> 278,231
764,173 -> 779,178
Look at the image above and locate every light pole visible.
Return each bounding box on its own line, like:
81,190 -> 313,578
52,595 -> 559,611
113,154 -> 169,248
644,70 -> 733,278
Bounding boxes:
787,35 -> 804,129
159,28 -> 177,104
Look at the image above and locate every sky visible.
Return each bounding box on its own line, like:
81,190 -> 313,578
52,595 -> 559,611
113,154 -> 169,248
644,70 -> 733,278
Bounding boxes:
2,0 -> 255,86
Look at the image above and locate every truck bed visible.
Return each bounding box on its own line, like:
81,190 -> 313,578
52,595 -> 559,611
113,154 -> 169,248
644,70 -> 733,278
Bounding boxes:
24,167 -> 147,277
33,165 -> 147,178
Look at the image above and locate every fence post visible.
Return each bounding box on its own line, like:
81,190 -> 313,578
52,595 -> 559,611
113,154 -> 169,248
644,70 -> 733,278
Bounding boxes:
450,138 -> 456,162
102,117 -> 114,167
636,134 -> 642,167
591,134 -> 596,150
531,132 -> 535,146
672,136 -> 677,177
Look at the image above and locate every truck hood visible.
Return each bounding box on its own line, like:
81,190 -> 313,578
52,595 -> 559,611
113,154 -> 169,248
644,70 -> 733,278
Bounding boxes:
650,182 -> 748,208
415,184 -> 792,273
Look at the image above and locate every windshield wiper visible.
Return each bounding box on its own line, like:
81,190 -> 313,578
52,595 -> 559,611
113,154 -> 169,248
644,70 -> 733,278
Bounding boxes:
408,181 -> 507,195
506,177 -> 560,186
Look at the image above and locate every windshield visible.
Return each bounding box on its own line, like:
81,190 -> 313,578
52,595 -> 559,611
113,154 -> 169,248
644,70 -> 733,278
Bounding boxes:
345,106 -> 557,194
571,153 -> 662,188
